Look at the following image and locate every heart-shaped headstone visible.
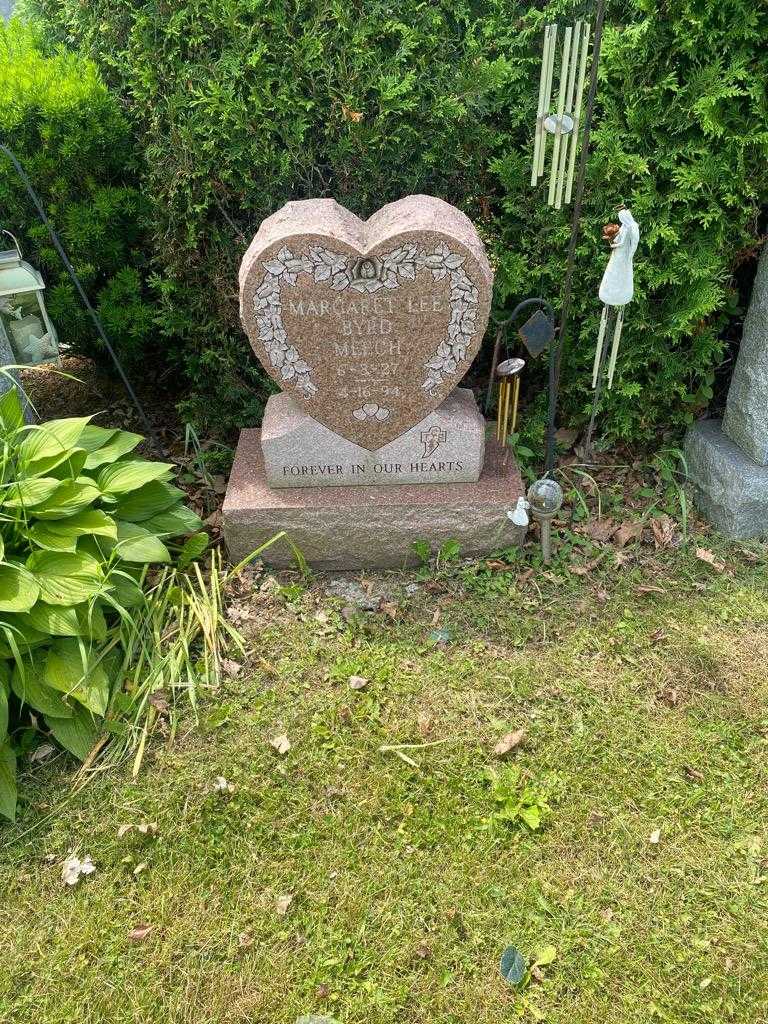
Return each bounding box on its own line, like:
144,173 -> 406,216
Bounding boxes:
240,195 -> 493,450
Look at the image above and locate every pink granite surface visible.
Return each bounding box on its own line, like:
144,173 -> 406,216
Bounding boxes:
223,428 -> 525,569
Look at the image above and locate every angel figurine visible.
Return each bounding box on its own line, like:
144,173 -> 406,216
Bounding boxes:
591,207 -> 640,390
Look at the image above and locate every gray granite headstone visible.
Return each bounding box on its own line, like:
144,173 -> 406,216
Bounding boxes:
723,244 -> 768,466
685,243 -> 768,539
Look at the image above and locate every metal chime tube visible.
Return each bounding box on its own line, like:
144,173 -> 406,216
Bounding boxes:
547,25 -> 573,207
531,24 -> 554,185
537,24 -> 558,178
606,306 -> 625,389
592,305 -> 608,388
511,375 -> 521,433
554,21 -> 582,209
565,21 -> 591,205
496,378 -> 509,442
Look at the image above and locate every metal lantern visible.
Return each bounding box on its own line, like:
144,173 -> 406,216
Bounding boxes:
0,230 -> 60,367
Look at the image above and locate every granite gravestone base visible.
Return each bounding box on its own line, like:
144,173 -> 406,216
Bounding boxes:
223,429 -> 525,570
685,420 -> 768,539
685,244 -> 768,539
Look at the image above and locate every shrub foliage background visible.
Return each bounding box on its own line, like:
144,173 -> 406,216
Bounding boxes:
23,0 -> 768,442
0,20 -> 156,370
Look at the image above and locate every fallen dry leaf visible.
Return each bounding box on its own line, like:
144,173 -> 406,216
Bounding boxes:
117,822 -> 158,840
651,515 -> 677,549
417,712 -> 434,738
275,893 -> 294,916
128,923 -> 154,942
493,729 -> 526,758
379,599 -> 399,619
61,854 -> 96,886
414,942 -> 431,960
149,692 -> 170,715
649,828 -> 661,845
637,584 -> 666,596
213,776 -> 235,794
270,733 -> 291,755
29,742 -> 56,764
341,103 -> 364,122
614,520 -> 644,548
570,557 -> 601,576
696,547 -> 726,573
582,518 -> 618,544
238,931 -> 254,949
348,675 -> 369,691
220,658 -> 243,678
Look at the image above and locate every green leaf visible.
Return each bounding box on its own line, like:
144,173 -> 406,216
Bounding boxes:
0,387 -> 24,433
11,660 -> 73,718
77,425 -> 119,453
82,429 -> 143,469
518,804 -> 542,830
43,638 -> 110,716
533,945 -> 557,967
28,509 -> 117,551
177,531 -> 209,568
26,550 -> 103,606
0,741 -> 16,821
0,680 -> 8,739
0,616 -> 48,658
22,600 -> 105,639
143,505 -> 204,535
114,521 -> 171,563
29,479 -> 102,520
113,481 -> 185,522
98,459 -> 175,495
25,523 -> 78,552
45,448 -> 88,480
500,945 -> 527,985
105,568 -> 145,610
2,477 -> 60,508
45,705 -> 101,761
0,564 -> 40,613
16,417 -> 91,466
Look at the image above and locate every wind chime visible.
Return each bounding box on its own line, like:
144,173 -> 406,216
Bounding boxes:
591,208 -> 640,391
495,357 -> 525,445
487,298 -> 554,449
531,18 -> 592,209
584,206 -> 640,454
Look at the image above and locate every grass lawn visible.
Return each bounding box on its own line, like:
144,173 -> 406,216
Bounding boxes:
2,533 -> 768,1024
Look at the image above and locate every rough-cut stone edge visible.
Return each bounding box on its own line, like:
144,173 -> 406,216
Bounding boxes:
723,243 -> 768,466
685,418 -> 768,539
223,428 -> 525,569
261,386 -> 486,488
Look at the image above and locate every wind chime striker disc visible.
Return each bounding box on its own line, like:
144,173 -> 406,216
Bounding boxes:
518,309 -> 555,357
543,113 -> 574,135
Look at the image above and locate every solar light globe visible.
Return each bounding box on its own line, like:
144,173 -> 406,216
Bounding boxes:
527,478 -> 564,516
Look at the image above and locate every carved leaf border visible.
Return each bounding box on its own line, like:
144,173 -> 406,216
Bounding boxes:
251,242 -> 481,406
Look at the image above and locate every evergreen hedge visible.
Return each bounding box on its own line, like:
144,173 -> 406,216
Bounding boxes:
23,1 -> 768,443
0,20 -> 156,370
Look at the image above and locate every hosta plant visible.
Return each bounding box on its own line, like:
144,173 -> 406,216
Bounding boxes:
0,386 -> 204,820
